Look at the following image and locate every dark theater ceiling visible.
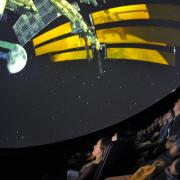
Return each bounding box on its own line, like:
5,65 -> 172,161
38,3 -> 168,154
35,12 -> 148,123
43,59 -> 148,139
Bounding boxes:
0,0 -> 180,148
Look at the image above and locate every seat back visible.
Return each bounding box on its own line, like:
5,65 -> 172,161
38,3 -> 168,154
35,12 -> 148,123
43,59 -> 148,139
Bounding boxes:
92,139 -> 136,180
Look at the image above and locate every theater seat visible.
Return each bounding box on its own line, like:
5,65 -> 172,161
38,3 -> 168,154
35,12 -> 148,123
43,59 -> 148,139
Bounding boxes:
92,139 -> 136,180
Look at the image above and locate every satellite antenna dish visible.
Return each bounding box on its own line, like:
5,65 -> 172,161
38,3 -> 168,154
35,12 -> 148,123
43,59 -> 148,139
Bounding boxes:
0,40 -> 27,74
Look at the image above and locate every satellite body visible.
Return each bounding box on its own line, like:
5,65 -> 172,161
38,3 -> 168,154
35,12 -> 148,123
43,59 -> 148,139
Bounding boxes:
50,0 -> 101,50
6,0 -> 37,13
79,0 -> 98,6
0,0 -> 37,21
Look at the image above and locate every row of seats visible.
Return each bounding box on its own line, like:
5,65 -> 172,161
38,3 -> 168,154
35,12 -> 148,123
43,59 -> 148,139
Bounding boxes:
42,99 -> 180,180
103,99 -> 180,180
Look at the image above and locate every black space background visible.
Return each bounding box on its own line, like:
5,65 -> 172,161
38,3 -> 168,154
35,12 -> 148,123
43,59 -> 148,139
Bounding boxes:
0,0 -> 180,148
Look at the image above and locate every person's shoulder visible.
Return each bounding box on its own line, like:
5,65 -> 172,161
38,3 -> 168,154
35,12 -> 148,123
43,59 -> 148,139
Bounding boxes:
175,115 -> 180,120
175,116 -> 180,126
172,115 -> 180,125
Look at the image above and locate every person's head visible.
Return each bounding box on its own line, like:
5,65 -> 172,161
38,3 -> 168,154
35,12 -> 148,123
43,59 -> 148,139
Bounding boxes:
154,117 -> 160,126
92,137 -> 111,161
162,110 -> 174,124
158,117 -> 163,126
162,110 -> 174,125
173,99 -> 180,117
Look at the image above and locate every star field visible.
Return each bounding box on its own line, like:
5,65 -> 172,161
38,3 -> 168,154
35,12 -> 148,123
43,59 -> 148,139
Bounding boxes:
0,1 -> 180,148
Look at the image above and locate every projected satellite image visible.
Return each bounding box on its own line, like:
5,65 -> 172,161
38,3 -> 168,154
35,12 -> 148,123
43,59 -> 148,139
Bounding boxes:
0,0 -> 180,148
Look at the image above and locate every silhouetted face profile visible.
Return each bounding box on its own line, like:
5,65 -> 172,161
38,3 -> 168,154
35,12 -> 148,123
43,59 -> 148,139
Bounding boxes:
92,139 -> 103,160
162,110 -> 174,124
173,99 -> 180,116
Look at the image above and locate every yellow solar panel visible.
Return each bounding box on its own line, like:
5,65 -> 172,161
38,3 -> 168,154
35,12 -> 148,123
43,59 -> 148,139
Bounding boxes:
52,50 -> 93,62
33,22 -> 72,46
107,48 -> 174,65
32,3 -> 179,65
35,35 -> 91,56
32,3 -> 180,52
92,4 -> 150,25
51,48 -> 174,65
121,26 -> 180,46
35,26 -> 180,57
96,27 -> 166,46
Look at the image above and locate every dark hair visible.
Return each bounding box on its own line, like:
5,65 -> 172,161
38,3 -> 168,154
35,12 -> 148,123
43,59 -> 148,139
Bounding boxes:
99,137 -> 111,157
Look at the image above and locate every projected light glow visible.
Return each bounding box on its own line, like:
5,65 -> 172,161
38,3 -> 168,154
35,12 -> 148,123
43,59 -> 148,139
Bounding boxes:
0,0 -> 180,148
